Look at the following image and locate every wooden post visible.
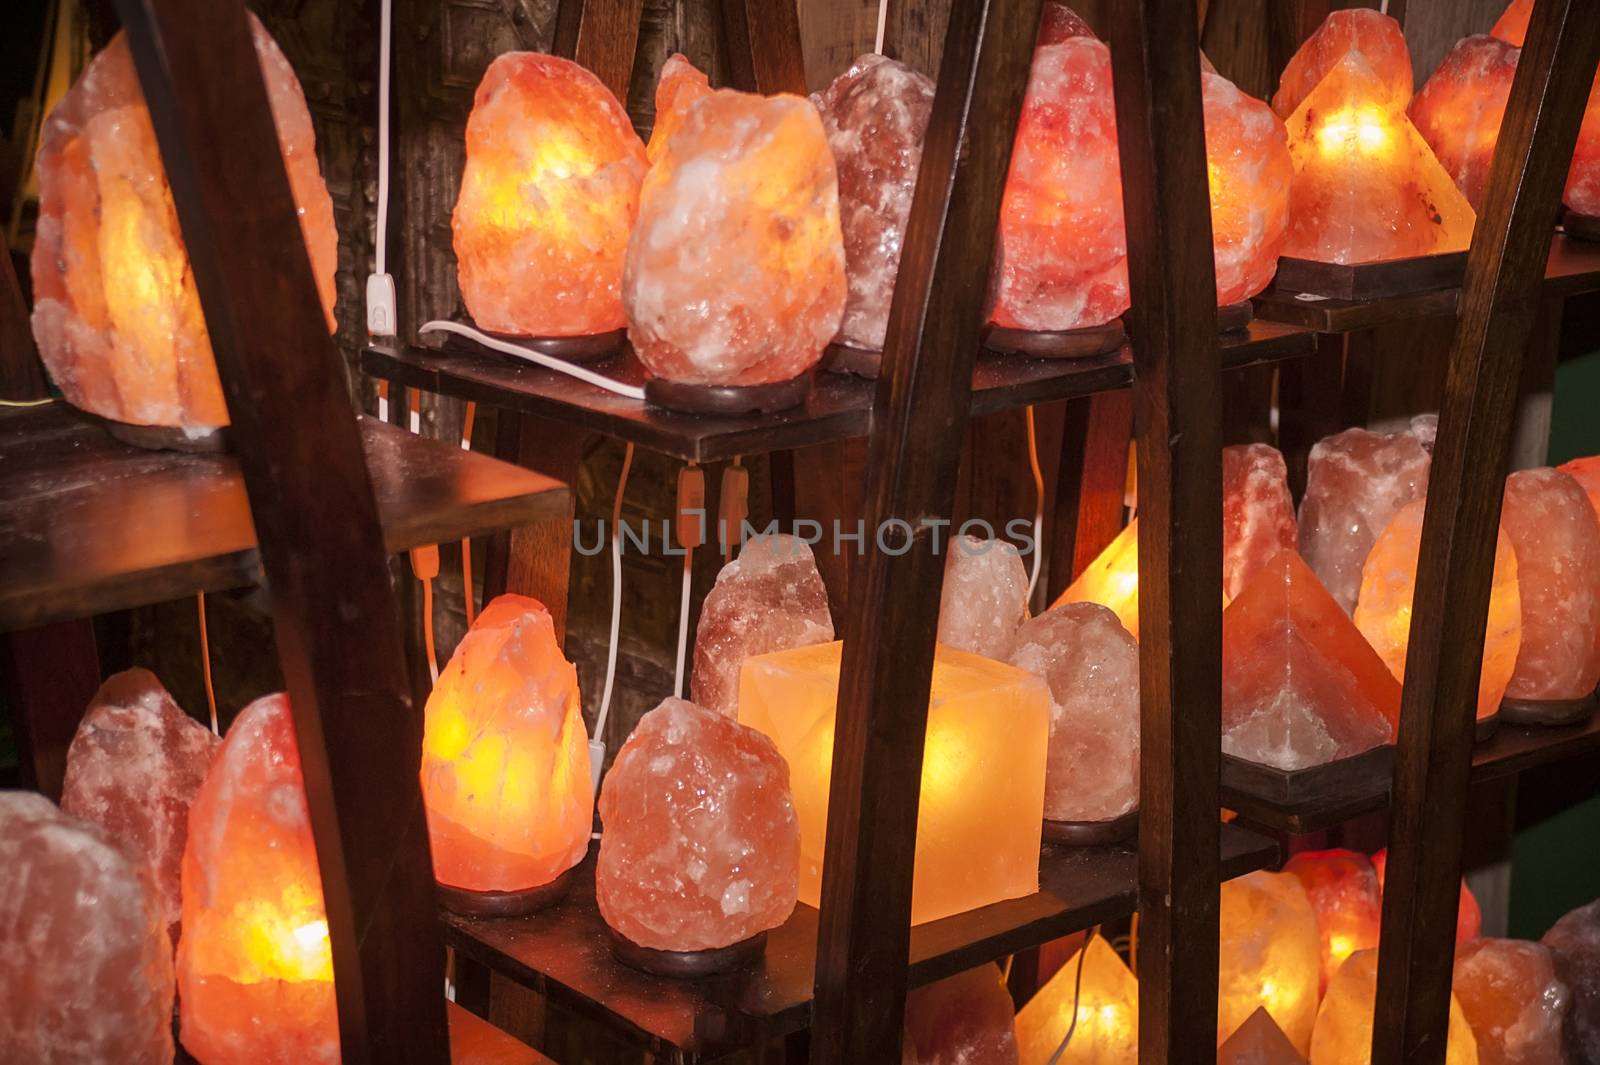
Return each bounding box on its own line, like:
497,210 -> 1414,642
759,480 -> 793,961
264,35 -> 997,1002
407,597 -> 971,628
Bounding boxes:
1371,2 -> 1600,1062
553,0 -> 644,100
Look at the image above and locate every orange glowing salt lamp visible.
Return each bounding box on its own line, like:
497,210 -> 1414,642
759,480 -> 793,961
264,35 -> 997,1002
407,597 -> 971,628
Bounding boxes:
29,17 -> 336,436
1354,499 -> 1521,731
1283,849 -> 1383,994
1219,871 -> 1322,1054
645,53 -> 711,165
1309,950 -> 1480,1065
1013,935 -> 1138,1065
1219,1008 -> 1308,1065
1408,36 -> 1521,212
1204,71 -> 1293,310
1054,520 -> 1142,639
452,52 -> 647,344
177,693 -> 338,1065
1371,848 -> 1481,946
421,594 -> 592,914
738,640 -> 1048,926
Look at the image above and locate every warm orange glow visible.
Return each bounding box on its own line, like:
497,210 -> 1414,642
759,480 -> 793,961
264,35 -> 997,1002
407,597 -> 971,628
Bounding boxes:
1219,872 -> 1322,1054
739,641 -> 1048,926
1314,106 -> 1394,156
1310,950 -> 1479,1065
421,595 -> 592,894
1283,849 -> 1383,994
1054,521 -> 1143,640
1014,936 -> 1138,1065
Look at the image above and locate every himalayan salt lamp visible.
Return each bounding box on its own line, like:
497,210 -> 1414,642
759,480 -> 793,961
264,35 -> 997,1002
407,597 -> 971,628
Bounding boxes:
1498,468 -> 1600,718
646,53 -> 711,164
1541,897 -> 1600,1062
29,17 -> 336,433
1309,950 -> 1480,1065
1452,938 -> 1568,1065
1491,0 -> 1533,45
1008,603 -> 1139,832
814,54 -> 935,363
1282,849 -> 1383,993
1219,1007 -> 1309,1065
1205,72 -> 1294,311
1218,871 -> 1322,1054
1221,551 -> 1400,770
1409,37 -> 1520,211
420,594 -> 593,912
1014,935 -> 1138,1065
595,697 -> 799,964
452,53 -> 646,342
1272,9 -> 1413,120
1039,2 -> 1094,45
903,963 -> 1021,1065
1355,499 -> 1522,729
0,792 -> 174,1064
937,535 -> 1031,660
60,667 -> 219,939
1558,454 -> 1600,519
1281,52 -> 1476,265
178,693 -> 338,1065
988,37 -> 1129,345
1298,423 -> 1433,614
1371,848 -> 1482,945
1055,520 -> 1142,639
623,89 -> 845,406
1223,444 -> 1298,601
739,641 -> 1048,925
692,534 -> 834,718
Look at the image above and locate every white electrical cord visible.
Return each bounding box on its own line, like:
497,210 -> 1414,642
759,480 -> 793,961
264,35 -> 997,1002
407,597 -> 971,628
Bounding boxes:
1025,406 -> 1046,601
1046,927 -> 1100,1065
376,0 -> 391,278
197,594 -> 219,735
419,321 -> 647,400
674,548 -> 693,699
593,444 -> 634,751
873,0 -> 889,54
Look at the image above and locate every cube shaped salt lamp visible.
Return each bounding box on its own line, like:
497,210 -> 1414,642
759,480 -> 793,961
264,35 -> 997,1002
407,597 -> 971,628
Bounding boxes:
177,693 -> 338,1065
453,53 -> 646,356
738,641 -> 1048,925
1013,935 -> 1138,1065
421,595 -> 593,915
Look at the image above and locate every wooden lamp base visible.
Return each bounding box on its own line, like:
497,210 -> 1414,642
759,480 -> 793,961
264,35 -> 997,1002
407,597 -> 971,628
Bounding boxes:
982,319 -> 1126,359
1475,712 -> 1501,743
607,926 -> 768,978
473,326 -> 627,363
821,341 -> 883,379
1564,209 -> 1600,243
437,865 -> 577,918
101,417 -> 229,454
1217,299 -> 1253,333
1042,808 -> 1138,846
1500,690 -> 1597,727
644,371 -> 814,415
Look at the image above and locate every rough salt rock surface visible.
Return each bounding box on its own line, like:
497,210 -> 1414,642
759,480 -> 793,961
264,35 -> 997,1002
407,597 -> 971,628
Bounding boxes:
30,18 -> 336,430
1453,938 -> 1568,1065
1008,603 -> 1139,824
1206,73 -> 1294,306
60,667 -> 219,939
937,535 -> 1031,660
1272,9 -> 1413,119
596,697 -> 800,952
1222,551 -> 1400,771
0,792 -> 174,1065
1015,936 -> 1138,1065
1219,1008 -> 1309,1065
646,53 -> 711,164
1541,897 -> 1600,1063
1558,454 -> 1600,519
179,693 -> 338,1065
1310,950 -> 1480,1065
1299,422 -> 1433,614
421,594 -> 593,893
902,964 -> 1020,1065
624,89 -> 845,386
1224,444 -> 1298,601
1500,468 -> 1600,702
814,54 -> 935,355
1038,2 -> 1095,44
1283,849 -> 1383,993
989,38 -> 1129,332
1409,36 -> 1521,211
1356,499 -> 1522,723
1491,0 -> 1533,44
1220,871 -> 1323,1054
692,535 -> 834,717
453,52 -> 646,338
1372,847 -> 1482,946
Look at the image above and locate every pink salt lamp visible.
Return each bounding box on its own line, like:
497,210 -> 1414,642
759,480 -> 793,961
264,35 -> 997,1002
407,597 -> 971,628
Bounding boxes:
452,53 -> 646,343
1013,935 -> 1138,1065
420,594 -> 593,914
1282,849 -> 1383,993
29,17 -> 336,434
1409,36 -> 1520,212
1054,519 -> 1142,639
1223,443 -> 1298,601
1558,454 -> 1600,517
1218,871 -> 1322,1054
1540,898 -> 1600,1061
1453,938 -> 1568,1065
1354,499 -> 1522,731
645,54 -> 711,165
177,693 -> 338,1064
1371,847 -> 1482,945
902,964 -> 1020,1065
739,641 -> 1048,926
596,697 -> 799,970
0,793 -> 174,1064
1310,950 -> 1479,1065
61,668 -> 219,941
937,534 -> 1031,660
1273,9 -> 1413,120
1205,72 -> 1293,311
1038,2 -> 1094,45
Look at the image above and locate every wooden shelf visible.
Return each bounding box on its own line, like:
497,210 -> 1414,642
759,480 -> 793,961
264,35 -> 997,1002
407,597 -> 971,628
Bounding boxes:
1225,713 -> 1600,835
1253,232 -> 1600,333
173,1002 -> 547,1065
0,403 -> 570,633
362,319 -> 1313,464
445,824 -> 1277,1063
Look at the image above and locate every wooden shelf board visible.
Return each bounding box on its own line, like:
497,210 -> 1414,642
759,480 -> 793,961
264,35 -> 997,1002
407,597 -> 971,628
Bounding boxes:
445,824 -> 1277,1062
363,319 -> 1313,464
1225,712 -> 1600,835
0,404 -> 569,633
